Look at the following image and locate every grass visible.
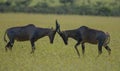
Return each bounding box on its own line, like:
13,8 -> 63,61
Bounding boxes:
0,13 -> 120,71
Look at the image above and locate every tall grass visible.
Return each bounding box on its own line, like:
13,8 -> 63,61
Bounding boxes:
0,13 -> 120,71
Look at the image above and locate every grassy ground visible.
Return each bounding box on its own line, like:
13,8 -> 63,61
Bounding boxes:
0,13 -> 120,71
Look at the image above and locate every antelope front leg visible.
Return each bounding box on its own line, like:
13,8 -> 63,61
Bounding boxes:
81,43 -> 85,56
30,40 -> 35,54
74,42 -> 80,57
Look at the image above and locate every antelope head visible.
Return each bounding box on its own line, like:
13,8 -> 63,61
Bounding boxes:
56,20 -> 68,45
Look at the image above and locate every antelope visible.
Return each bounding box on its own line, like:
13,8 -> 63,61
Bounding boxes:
4,23 -> 59,53
56,20 -> 111,57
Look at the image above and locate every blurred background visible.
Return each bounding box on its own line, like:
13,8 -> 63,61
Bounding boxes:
0,0 -> 120,16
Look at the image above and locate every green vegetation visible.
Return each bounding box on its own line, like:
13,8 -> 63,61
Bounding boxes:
0,0 -> 120,16
0,13 -> 120,71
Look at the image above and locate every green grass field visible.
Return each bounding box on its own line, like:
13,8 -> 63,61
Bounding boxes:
0,13 -> 120,71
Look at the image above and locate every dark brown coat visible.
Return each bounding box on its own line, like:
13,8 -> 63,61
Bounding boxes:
56,21 -> 111,57
4,24 -> 58,53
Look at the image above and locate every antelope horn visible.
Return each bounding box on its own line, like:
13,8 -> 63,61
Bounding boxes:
56,20 -> 61,32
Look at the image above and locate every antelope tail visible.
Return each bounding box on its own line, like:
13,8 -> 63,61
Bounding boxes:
105,32 -> 110,44
4,30 -> 7,43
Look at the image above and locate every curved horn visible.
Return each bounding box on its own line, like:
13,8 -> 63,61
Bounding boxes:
56,20 -> 61,32
56,20 -> 59,25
